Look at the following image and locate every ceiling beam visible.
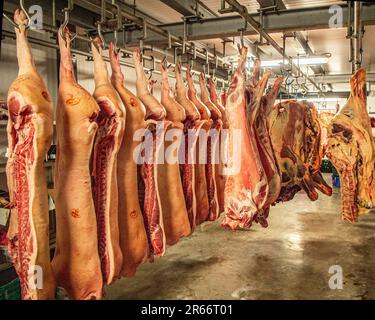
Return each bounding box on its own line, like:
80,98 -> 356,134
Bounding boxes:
255,0 -> 326,75
294,31 -> 326,75
223,0 -> 322,92
124,3 -> 375,43
312,73 -> 375,84
159,0 -> 214,19
159,0 -> 268,59
279,91 -> 350,99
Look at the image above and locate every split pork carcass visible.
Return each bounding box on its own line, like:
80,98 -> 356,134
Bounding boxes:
91,38 -> 125,285
185,66 -> 211,226
268,100 -> 332,203
6,9 -> 55,300
52,27 -> 103,300
199,73 -> 222,222
159,62 -> 191,245
133,48 -> 166,259
109,44 -> 149,277
208,77 -> 228,215
222,47 -> 270,231
326,69 -> 375,222
185,66 -> 211,220
175,64 -> 203,231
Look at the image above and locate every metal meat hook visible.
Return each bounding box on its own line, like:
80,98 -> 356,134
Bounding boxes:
161,56 -> 168,69
97,23 -> 107,49
237,29 -> 245,52
110,0 -> 122,51
3,0 -> 32,30
60,0 -> 77,43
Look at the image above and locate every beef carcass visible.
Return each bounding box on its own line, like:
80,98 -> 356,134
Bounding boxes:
52,27 -> 103,300
109,44 -> 149,277
174,64 -> 201,229
268,100 -> 332,203
159,62 -> 191,244
133,48 -> 166,258
222,47 -> 270,231
326,69 -> 375,222
91,39 -> 124,285
6,9 -> 55,300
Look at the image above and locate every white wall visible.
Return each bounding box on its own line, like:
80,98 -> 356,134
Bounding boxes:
0,36 -> 58,105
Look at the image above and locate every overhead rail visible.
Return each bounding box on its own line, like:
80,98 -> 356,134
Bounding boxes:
224,0 -> 322,93
1,25 -> 229,87
137,3 -> 375,42
74,0 -> 227,70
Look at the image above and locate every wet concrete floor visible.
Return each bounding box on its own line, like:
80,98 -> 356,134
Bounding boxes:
106,181 -> 375,300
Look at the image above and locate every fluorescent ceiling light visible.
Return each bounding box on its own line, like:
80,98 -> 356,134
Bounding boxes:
245,56 -> 329,68
280,97 -> 343,103
296,57 -> 329,65
300,97 -> 342,102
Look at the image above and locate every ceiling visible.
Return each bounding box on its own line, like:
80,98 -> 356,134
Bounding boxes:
123,0 -> 374,94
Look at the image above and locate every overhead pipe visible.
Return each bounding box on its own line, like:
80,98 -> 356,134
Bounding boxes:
353,1 -> 362,71
224,0 -> 322,93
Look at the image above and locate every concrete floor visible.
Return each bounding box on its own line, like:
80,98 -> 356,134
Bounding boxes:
106,179 -> 375,300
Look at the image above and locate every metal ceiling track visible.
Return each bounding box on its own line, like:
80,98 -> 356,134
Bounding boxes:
138,4 -> 375,42
1,27 -> 228,87
73,0 -> 227,69
223,0 -> 322,93
2,0 -> 230,84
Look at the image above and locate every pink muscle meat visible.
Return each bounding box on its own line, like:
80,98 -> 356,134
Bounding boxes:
141,122 -> 166,259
